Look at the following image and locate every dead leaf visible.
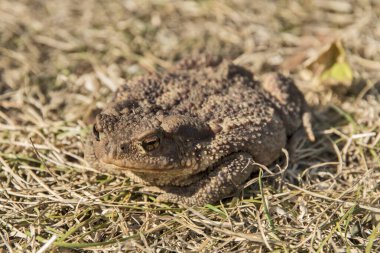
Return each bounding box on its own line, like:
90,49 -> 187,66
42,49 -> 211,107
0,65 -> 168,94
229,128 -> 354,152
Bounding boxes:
304,39 -> 353,86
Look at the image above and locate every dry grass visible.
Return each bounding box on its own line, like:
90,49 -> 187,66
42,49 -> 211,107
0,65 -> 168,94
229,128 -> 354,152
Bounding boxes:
0,0 -> 379,252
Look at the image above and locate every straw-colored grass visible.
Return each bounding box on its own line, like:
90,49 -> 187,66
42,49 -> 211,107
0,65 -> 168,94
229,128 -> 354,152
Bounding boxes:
0,0 -> 379,252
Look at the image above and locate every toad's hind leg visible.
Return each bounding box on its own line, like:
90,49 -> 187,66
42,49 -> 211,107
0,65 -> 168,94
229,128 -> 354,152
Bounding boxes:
156,153 -> 257,206
261,73 -> 314,141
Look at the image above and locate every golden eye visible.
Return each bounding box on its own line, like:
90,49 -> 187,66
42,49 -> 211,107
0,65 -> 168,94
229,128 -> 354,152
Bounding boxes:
141,135 -> 160,152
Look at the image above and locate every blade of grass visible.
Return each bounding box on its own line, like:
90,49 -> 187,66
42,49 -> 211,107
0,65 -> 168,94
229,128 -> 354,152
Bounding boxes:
35,234 -> 139,249
365,222 -> 380,253
204,204 -> 227,218
258,168 -> 275,231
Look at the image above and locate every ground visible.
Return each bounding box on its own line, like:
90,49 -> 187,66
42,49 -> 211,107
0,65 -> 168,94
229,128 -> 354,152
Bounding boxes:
0,0 -> 379,252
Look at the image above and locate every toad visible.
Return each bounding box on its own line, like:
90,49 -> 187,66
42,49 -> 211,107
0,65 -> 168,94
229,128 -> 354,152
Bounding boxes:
84,55 -> 313,205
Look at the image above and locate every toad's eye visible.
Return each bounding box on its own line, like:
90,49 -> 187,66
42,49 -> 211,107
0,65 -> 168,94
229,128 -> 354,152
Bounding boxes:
141,135 -> 160,152
93,125 -> 100,141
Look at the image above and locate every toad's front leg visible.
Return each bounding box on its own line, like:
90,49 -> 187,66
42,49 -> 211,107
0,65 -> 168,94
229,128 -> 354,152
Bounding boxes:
156,153 -> 257,206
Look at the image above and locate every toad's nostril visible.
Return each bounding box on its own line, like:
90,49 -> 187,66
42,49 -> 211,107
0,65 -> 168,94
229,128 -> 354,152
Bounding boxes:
120,143 -> 128,152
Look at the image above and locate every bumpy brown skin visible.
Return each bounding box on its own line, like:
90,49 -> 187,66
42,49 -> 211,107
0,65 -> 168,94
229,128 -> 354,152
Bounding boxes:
84,55 -> 312,206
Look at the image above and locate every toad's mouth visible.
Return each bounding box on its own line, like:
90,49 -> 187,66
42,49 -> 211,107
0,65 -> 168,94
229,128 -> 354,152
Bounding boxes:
99,151 -> 246,174
100,156 -> 192,173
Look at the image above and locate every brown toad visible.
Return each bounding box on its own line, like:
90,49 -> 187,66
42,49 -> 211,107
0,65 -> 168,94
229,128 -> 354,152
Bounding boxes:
84,55 -> 313,205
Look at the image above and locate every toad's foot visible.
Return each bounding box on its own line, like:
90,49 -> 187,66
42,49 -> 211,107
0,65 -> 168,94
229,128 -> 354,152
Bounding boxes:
156,153 -> 257,206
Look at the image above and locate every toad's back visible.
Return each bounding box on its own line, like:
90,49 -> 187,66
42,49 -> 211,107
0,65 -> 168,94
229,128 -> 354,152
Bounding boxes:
114,56 -> 303,128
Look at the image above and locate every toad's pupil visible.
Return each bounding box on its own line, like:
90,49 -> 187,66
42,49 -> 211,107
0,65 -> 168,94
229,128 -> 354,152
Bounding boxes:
142,136 -> 160,151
